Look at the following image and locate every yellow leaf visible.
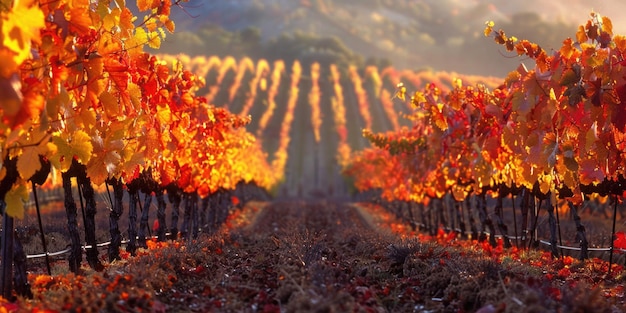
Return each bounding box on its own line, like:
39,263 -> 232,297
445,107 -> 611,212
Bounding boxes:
5,182 -> 28,219
103,8 -> 121,32
76,106 -> 97,130
452,77 -> 462,90
615,35 -> 626,54
156,103 -> 172,125
144,17 -> 157,32
411,91 -> 426,106
127,28 -> 147,54
147,30 -> 162,49
1,2 -> 45,66
484,20 -> 494,37
51,130 -> 93,171
602,16 -> 613,36
72,130 -> 93,164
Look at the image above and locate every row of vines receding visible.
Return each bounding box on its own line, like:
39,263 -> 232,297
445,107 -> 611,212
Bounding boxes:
0,0 -> 282,300
344,12 -> 626,269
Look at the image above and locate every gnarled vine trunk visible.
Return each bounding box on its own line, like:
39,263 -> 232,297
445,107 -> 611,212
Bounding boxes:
108,178 -> 124,261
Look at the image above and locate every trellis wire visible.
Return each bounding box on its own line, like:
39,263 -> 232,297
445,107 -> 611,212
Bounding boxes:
26,232 -> 173,260
378,212 -> 626,254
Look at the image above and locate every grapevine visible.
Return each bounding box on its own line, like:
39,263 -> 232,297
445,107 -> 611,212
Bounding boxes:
345,12 -> 626,262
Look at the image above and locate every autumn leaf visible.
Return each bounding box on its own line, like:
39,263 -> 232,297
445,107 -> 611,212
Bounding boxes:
164,19 -> 175,33
484,20 -> 494,37
579,158 -> 604,185
137,0 -> 160,11
66,2 -> 93,34
50,130 -> 93,171
17,146 -> 42,181
147,30 -> 162,49
602,16 -> 613,36
100,90 -> 120,118
0,1 -> 45,77
5,182 -> 28,219
614,232 -> 626,251
156,102 -> 173,126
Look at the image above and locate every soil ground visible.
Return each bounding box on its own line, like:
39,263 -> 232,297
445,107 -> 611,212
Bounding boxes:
10,200 -> 626,312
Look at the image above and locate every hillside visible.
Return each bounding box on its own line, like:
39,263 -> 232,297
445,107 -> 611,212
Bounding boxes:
144,0 -> 626,77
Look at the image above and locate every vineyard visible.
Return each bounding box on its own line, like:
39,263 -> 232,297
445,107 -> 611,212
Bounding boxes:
1,0 -> 626,312
155,53 -> 503,198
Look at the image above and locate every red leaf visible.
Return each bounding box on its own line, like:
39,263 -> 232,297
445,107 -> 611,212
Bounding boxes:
614,232 -> 626,252
613,84 -> 626,132
153,219 -> 160,233
231,196 -> 240,206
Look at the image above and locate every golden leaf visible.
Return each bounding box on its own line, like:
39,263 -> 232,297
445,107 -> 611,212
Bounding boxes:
156,103 -> 172,126
51,130 -> 93,171
147,30 -> 162,49
602,16 -> 613,36
1,2 -> 45,72
5,182 -> 28,219
17,146 -> 41,180
484,20 -> 494,37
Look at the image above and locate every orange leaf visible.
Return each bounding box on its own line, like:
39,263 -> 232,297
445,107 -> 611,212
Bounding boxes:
576,25 -> 588,43
67,4 -> 93,34
99,91 -> 119,119
137,0 -> 160,11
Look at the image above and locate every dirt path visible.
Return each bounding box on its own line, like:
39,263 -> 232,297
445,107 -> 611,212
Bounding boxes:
157,201 -> 412,312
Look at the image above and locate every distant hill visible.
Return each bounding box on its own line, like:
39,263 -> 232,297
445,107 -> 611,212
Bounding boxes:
137,0 -> 626,77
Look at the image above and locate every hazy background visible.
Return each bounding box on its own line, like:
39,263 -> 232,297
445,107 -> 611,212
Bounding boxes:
146,0 -> 626,77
